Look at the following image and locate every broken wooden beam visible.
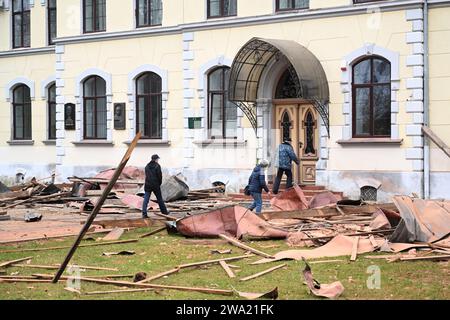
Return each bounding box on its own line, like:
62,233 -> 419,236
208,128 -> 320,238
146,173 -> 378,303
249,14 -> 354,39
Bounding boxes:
0,239 -> 138,254
137,268 -> 180,283
139,226 -> 167,239
240,264 -> 287,282
0,256 -> 33,268
422,125 -> 450,158
177,254 -> 253,269
219,261 -> 236,278
85,288 -> 155,295
36,274 -> 234,296
399,254 -> 450,261
12,264 -> 119,272
218,234 -> 274,259
101,228 -> 125,241
350,236 -> 359,262
52,132 -> 142,283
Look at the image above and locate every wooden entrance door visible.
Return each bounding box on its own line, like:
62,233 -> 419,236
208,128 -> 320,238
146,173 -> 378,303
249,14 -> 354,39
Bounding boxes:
274,103 -> 319,185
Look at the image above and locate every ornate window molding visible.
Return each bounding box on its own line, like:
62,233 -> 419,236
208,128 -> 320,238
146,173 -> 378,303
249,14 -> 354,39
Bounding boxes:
340,44 -> 400,141
74,68 -> 113,142
127,64 -> 169,142
5,77 -> 35,101
197,56 -> 244,142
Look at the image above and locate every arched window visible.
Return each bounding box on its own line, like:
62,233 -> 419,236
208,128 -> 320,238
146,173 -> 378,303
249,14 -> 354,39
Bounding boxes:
12,0 -> 31,48
48,84 -> 57,140
136,0 -> 162,27
352,56 -> 391,137
83,76 -> 107,139
275,67 -> 301,99
13,84 -> 32,140
208,67 -> 237,139
136,72 -> 162,139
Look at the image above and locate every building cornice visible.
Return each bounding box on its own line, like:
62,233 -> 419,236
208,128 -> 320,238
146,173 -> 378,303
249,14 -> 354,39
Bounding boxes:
51,0 -> 450,45
0,47 -> 55,58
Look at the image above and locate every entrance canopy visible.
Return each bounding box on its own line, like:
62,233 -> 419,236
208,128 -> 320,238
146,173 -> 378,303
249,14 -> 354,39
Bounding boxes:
229,38 -> 330,135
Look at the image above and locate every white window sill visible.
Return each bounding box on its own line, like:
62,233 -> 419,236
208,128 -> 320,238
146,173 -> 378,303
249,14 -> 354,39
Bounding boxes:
72,140 -> 114,146
42,140 -> 57,145
123,140 -> 171,146
7,140 -> 34,146
337,138 -> 403,145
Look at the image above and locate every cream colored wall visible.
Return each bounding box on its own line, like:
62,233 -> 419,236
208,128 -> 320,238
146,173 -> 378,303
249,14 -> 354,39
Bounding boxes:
0,53 -> 57,168
310,0 -> 350,10
30,2 -> 48,48
0,10 -> 10,51
57,0 -> 81,38
59,34 -> 185,169
428,7 -> 450,172
189,10 -> 414,172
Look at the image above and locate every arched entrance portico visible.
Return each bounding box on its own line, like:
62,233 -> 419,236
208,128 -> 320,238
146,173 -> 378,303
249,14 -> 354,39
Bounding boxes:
228,38 -> 329,185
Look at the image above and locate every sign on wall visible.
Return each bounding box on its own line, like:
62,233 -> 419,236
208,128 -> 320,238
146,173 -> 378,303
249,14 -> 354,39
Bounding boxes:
114,103 -> 126,130
64,103 -> 76,130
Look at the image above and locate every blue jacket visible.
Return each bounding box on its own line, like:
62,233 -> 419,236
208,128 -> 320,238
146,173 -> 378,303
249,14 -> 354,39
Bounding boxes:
276,142 -> 300,170
248,165 -> 269,193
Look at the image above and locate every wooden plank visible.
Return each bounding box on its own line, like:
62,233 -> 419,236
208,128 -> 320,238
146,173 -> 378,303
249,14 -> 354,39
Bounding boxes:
0,239 -> 138,254
12,264 -> 119,272
35,274 -> 234,296
68,177 -> 145,185
0,256 -> 33,268
262,208 -> 340,220
368,235 -> 379,249
101,228 -> 125,241
3,191 -> 72,210
137,268 -> 180,283
139,226 -> 167,239
239,264 -> 286,282
219,234 -> 274,259
0,190 -> 30,201
85,288 -> 154,295
309,259 -> 344,264
350,236 -> 359,261
219,261 -> 235,278
90,218 -> 154,229
177,255 -> 253,269
422,125 -> 450,158
52,132 -> 142,283
399,254 -> 450,261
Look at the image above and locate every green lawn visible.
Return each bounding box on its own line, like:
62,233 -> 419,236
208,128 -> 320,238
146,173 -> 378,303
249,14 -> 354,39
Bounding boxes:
0,227 -> 448,300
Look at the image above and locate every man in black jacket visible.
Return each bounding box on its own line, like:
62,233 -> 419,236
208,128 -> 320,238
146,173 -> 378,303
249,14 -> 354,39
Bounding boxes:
142,154 -> 169,218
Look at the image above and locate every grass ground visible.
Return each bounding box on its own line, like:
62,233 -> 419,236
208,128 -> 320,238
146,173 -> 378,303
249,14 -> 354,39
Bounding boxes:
0,227 -> 448,300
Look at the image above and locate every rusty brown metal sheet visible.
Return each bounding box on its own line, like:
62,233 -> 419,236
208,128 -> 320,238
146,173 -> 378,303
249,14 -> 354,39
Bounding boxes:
308,191 -> 341,209
270,185 -> 309,211
176,206 -> 288,239
390,196 -> 450,243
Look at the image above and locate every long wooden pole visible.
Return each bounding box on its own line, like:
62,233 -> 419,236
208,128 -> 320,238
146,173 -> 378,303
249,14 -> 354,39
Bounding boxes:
52,132 -> 142,283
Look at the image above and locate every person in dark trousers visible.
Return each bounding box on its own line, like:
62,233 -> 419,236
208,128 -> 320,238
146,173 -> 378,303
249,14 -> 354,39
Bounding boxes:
272,138 -> 300,194
247,159 -> 271,214
142,154 -> 169,218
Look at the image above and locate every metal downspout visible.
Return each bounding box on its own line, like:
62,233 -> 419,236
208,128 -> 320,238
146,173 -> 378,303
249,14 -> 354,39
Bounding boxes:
423,0 -> 430,199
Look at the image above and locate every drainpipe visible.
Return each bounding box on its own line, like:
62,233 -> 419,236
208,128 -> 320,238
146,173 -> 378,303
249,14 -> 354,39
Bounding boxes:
423,0 -> 430,199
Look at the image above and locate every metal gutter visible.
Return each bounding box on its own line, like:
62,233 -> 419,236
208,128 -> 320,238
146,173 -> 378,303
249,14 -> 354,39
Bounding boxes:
423,0 -> 430,199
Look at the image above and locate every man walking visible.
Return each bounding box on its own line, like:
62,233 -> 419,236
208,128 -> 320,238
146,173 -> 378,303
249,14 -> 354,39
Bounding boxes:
142,154 -> 169,218
272,138 -> 300,194
247,159 -> 271,215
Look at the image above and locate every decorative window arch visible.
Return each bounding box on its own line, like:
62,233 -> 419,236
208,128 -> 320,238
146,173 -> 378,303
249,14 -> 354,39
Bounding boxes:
207,66 -> 237,139
83,76 -> 107,139
12,84 -> 32,140
135,72 -> 162,139
352,56 -> 391,138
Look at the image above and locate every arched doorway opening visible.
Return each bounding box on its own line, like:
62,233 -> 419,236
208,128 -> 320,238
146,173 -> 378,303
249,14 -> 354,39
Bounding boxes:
228,37 -> 329,185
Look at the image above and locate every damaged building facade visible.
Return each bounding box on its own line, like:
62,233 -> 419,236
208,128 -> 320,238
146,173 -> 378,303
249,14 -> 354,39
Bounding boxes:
0,0 -> 450,201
